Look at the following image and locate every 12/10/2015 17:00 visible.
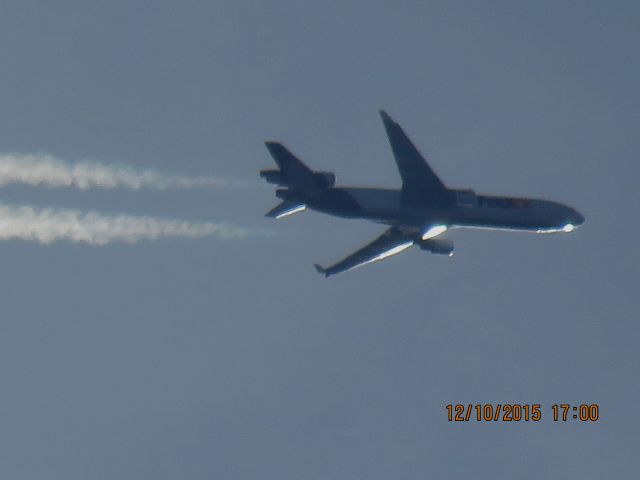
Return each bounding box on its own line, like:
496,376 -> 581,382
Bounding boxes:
446,404 -> 600,422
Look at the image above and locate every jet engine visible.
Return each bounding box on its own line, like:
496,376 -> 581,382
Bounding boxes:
314,172 -> 336,188
419,238 -> 454,256
260,169 -> 335,189
260,169 -> 285,185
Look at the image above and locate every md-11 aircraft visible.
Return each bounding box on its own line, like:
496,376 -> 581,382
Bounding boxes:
261,111 -> 584,277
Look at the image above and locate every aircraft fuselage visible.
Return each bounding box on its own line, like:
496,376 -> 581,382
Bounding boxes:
278,187 -> 585,233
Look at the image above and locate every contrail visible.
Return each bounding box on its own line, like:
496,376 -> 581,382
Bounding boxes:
0,204 -> 267,245
0,153 -> 242,190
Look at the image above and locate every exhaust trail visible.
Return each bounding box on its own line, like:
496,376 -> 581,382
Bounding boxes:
0,153 -> 242,190
0,204 -> 267,245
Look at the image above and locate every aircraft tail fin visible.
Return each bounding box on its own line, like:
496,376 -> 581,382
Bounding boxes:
261,142 -> 335,190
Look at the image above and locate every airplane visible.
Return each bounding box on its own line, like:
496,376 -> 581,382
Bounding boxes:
260,110 -> 585,277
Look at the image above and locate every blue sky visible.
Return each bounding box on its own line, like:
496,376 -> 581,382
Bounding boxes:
0,1 -> 637,478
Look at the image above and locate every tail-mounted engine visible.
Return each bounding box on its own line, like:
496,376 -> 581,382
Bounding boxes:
260,169 -> 286,185
260,169 -> 335,189
418,238 -> 454,256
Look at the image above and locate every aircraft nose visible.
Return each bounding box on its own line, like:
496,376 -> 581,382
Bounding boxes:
562,209 -> 584,232
560,207 -> 584,232
573,210 -> 585,226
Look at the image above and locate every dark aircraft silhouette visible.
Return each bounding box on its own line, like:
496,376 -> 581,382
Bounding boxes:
261,111 -> 584,277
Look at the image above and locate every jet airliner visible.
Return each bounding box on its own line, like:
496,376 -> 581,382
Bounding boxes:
261,111 -> 584,277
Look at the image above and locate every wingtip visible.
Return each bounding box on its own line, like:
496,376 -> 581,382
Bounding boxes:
313,264 -> 330,277
379,109 -> 392,123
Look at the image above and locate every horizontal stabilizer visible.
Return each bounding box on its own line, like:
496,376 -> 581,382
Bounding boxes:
266,201 -> 306,219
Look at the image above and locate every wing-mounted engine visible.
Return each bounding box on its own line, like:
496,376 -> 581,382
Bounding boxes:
313,172 -> 335,188
418,238 -> 454,256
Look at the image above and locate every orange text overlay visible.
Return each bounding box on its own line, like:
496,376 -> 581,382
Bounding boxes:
446,404 -> 600,422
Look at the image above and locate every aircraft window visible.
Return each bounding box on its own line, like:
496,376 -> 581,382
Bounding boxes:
511,199 -> 532,209
477,196 -> 531,209
456,190 -> 477,207
480,197 -> 531,209
486,198 -> 508,208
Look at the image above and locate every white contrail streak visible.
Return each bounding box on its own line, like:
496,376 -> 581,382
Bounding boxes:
0,153 -> 241,190
0,204 -> 265,245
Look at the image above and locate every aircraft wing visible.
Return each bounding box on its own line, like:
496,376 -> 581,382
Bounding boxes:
313,227 -> 417,277
379,110 -> 447,202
